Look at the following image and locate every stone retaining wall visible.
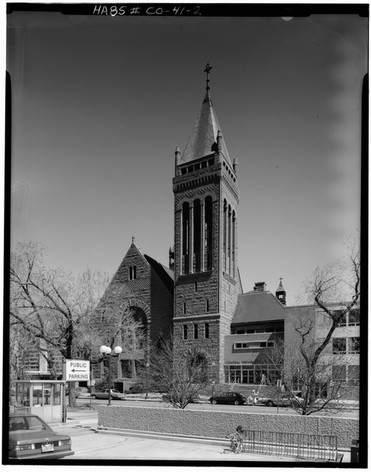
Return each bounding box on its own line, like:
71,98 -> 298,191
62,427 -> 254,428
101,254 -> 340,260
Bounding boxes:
98,406 -> 358,449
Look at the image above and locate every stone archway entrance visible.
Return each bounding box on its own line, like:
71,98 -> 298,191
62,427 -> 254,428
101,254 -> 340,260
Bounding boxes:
119,299 -> 150,382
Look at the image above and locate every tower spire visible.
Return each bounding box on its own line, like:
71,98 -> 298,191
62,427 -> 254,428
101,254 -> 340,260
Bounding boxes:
204,63 -> 212,92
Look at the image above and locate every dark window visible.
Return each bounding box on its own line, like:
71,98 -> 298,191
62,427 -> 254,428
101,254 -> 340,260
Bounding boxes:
183,325 -> 188,340
129,266 -> 137,280
348,365 -> 360,385
349,337 -> 360,354
349,309 -> 360,326
183,302 -> 187,314
333,338 -> 346,354
206,299 -> 209,312
194,324 -> 198,340
333,310 -> 347,326
195,282 -> 198,292
333,365 -> 346,381
205,323 -> 209,339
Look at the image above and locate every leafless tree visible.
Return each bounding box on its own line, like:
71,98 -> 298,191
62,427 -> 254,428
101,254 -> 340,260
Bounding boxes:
265,244 -> 360,415
147,337 -> 210,409
9,241 -> 111,406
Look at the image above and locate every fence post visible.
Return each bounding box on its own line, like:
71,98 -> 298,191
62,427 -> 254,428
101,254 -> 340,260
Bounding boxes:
350,439 -> 359,463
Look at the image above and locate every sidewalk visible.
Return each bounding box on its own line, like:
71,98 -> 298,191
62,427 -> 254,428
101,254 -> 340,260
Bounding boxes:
52,408 -> 350,463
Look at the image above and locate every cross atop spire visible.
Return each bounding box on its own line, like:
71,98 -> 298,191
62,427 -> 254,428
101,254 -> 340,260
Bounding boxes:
204,63 -> 212,91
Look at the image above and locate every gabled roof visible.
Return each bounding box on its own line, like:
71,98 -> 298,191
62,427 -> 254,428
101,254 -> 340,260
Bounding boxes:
179,91 -> 232,166
232,290 -> 285,324
144,254 -> 174,294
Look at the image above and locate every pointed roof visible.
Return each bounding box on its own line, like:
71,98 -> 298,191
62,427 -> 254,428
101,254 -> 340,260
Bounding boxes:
276,277 -> 286,293
179,90 -> 232,166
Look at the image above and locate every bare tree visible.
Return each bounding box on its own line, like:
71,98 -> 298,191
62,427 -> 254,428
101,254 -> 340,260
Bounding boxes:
9,241 -> 111,406
272,245 -> 361,415
147,337 -> 210,409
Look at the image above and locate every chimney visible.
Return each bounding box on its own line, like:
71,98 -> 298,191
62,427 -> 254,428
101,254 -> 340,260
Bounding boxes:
254,282 -> 266,292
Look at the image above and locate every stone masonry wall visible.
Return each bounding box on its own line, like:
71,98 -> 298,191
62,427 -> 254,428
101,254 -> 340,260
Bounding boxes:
98,406 -> 358,449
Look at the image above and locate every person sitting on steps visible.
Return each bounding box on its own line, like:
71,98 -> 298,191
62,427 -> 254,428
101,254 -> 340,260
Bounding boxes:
224,425 -> 244,454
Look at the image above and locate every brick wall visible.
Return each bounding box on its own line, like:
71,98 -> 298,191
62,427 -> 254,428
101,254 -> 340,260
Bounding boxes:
98,406 -> 358,449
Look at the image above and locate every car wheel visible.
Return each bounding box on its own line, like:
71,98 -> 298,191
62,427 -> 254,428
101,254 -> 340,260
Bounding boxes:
91,394 -> 97,399
234,400 -> 240,405
266,400 -> 274,407
212,399 -> 217,404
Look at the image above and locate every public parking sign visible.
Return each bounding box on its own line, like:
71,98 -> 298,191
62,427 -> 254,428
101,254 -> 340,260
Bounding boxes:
65,360 -> 90,381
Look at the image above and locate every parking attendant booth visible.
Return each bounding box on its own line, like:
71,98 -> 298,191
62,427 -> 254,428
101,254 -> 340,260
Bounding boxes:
11,380 -> 67,423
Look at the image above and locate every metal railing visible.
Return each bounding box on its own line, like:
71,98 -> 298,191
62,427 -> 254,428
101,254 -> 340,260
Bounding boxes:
242,430 -> 340,461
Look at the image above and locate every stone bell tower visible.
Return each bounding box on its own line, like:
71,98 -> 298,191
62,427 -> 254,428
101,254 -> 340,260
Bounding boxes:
172,64 -> 240,382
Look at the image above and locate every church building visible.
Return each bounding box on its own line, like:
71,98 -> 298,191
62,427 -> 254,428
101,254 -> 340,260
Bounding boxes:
92,66 -> 359,393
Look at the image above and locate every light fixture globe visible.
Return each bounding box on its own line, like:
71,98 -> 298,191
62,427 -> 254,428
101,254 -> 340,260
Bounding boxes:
114,346 -> 122,354
99,345 -> 108,354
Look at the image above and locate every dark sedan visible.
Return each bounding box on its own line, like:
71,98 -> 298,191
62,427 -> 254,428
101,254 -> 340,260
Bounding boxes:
209,392 -> 247,405
9,413 -> 74,460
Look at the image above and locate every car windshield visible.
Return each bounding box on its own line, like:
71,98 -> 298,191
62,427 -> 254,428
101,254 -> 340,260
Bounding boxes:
10,416 -> 49,432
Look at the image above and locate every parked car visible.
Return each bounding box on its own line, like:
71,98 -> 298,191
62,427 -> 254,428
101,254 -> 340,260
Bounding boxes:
90,389 -> 125,400
9,413 -> 74,460
257,391 -> 303,407
209,392 -> 247,405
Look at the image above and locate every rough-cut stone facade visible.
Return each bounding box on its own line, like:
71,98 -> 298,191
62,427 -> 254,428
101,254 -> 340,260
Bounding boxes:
91,241 -> 173,382
98,405 -> 359,449
173,148 -> 240,380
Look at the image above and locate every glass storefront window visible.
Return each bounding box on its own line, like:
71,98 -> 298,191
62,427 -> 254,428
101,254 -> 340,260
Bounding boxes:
43,383 -> 52,405
33,385 -> 43,406
53,383 -> 61,405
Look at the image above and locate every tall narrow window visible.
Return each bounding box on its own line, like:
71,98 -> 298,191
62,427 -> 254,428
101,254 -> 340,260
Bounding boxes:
193,199 -> 201,272
129,266 -> 137,280
205,323 -> 209,339
223,200 -> 227,271
182,202 -> 190,274
194,324 -> 198,340
205,196 -> 213,270
183,325 -> 188,340
232,210 -> 236,278
183,302 -> 187,315
227,205 -> 231,275
206,299 -> 210,313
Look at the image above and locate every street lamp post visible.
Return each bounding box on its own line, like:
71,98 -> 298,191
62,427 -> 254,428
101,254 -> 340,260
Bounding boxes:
99,345 -> 122,406
145,362 -> 150,399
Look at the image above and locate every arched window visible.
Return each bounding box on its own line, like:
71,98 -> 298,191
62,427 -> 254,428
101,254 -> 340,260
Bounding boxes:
193,199 -> 201,272
232,210 -> 236,278
182,202 -> 190,274
228,204 -> 232,275
223,200 -> 227,271
205,196 -> 213,270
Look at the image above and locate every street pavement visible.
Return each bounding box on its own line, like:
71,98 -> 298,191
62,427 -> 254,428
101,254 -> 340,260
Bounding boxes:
51,408 -> 350,463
